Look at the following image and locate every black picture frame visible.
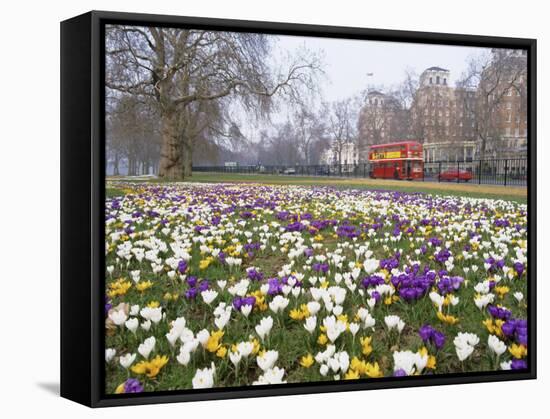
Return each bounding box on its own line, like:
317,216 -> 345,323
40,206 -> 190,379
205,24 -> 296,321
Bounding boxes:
60,10 -> 537,407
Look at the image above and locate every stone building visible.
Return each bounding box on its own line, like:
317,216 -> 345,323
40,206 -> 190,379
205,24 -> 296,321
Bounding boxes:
411,67 -> 477,164
320,141 -> 359,166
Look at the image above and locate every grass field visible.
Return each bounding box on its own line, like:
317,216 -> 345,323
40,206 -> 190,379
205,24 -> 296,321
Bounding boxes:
104,179 -> 528,394
108,172 -> 527,203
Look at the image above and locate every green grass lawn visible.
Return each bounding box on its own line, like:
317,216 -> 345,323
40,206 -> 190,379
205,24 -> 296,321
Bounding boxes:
171,172 -> 527,203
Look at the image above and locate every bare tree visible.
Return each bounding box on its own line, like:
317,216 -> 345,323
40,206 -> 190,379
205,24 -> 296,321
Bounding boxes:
293,107 -> 325,165
106,25 -> 321,179
326,98 -> 358,170
107,95 -> 160,175
457,50 -> 527,159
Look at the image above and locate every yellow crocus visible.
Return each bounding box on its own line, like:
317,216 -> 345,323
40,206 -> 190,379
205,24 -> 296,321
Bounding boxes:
436,311 -> 459,325
344,369 -> 360,380
299,354 -> 315,368
509,344 -> 527,359
360,336 -> 373,357
365,362 -> 384,378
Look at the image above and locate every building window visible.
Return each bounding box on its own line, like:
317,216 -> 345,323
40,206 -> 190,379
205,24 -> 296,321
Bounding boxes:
436,76 -> 440,84
443,78 -> 447,85
429,77 -> 433,84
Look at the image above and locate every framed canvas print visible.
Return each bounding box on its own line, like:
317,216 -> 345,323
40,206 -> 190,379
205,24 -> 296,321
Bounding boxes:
60,10 -> 536,407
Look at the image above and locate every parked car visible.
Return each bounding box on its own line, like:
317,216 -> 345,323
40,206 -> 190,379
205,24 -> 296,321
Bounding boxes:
438,169 -> 473,182
283,167 -> 296,175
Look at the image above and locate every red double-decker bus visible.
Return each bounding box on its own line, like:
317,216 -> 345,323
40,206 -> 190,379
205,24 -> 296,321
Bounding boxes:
368,141 -> 424,180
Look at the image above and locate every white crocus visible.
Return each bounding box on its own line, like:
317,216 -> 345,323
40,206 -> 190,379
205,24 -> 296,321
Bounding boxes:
304,316 -> 317,334
119,353 -> 136,369
229,350 -> 242,367
474,293 -> 494,310
429,292 -> 445,311
109,309 -> 128,326
138,336 -> 156,359
453,332 -> 480,361
393,350 -> 428,376
256,350 -> 279,371
236,341 -> 254,358
192,365 -> 215,389
201,289 -> 218,305
349,322 -> 360,337
105,348 -> 116,363
363,258 -> 379,274
384,315 -> 405,333
255,316 -> 274,341
125,317 -> 139,334
140,306 -> 163,324
214,311 -> 231,330
176,347 -> 191,366
323,315 -> 347,342
488,335 -> 507,356
253,367 -> 286,385
197,329 -> 210,347
269,295 -> 290,314
240,304 -> 253,317
306,301 -> 321,316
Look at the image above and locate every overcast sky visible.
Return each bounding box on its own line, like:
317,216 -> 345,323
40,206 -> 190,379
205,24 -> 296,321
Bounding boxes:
274,34 -> 490,101
239,33 -> 492,143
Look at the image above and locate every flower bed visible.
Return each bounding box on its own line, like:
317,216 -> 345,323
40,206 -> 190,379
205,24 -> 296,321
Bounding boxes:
104,182 -> 528,393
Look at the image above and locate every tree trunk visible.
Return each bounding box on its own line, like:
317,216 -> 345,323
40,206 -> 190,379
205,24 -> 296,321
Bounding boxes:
159,109 -> 184,179
182,137 -> 193,178
128,157 -> 135,176
113,152 -> 120,176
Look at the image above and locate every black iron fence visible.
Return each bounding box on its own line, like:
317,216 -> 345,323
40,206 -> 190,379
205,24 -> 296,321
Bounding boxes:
193,158 -> 527,187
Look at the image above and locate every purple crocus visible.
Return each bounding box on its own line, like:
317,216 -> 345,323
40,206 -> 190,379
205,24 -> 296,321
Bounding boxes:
184,287 -> 198,299
371,291 -> 381,303
502,318 -> 528,345
312,263 -> 329,274
104,296 -> 112,316
437,276 -> 464,295
247,268 -> 264,281
197,279 -> 209,292
177,260 -> 188,274
418,324 -> 446,350
187,276 -> 198,288
487,304 -> 512,320
233,296 -> 256,311
362,274 -> 385,288
124,378 -> 144,393
267,277 -> 283,295
514,262 -> 525,276
511,359 -> 528,370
